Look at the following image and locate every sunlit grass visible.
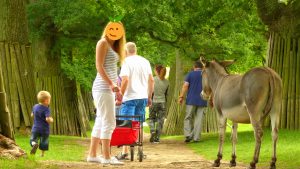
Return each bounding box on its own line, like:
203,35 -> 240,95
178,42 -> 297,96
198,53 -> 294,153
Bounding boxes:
1,132 -> 88,169
2,120 -> 299,169
15,133 -> 87,162
183,124 -> 300,169
0,156 -> 39,169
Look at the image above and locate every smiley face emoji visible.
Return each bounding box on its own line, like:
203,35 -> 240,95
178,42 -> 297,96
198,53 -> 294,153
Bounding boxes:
105,22 -> 125,41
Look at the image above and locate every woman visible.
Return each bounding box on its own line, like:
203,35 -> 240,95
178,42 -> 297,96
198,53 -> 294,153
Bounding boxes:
87,21 -> 125,165
149,65 -> 169,143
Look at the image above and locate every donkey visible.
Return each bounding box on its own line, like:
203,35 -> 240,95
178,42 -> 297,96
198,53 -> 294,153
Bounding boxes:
199,57 -> 282,169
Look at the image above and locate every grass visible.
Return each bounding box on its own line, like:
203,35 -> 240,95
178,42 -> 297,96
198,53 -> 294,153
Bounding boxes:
0,156 -> 40,169
0,132 -> 88,169
2,116 -> 150,169
184,124 -> 300,169
3,118 -> 299,169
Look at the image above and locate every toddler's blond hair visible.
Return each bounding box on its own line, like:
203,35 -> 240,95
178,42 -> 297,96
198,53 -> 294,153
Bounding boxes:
37,91 -> 51,103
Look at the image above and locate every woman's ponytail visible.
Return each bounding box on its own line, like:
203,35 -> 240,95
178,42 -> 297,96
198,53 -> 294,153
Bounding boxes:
155,65 -> 166,80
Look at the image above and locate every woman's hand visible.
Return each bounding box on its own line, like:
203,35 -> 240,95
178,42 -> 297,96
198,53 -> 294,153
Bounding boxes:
209,97 -> 214,108
111,84 -> 120,92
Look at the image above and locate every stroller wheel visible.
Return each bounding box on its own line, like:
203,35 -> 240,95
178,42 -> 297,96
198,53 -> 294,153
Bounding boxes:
138,146 -> 143,162
130,146 -> 134,161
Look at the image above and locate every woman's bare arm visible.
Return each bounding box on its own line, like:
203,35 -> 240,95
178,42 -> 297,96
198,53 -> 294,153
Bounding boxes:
96,39 -> 114,88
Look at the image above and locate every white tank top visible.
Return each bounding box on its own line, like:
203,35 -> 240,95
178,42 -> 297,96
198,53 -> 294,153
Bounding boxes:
92,47 -> 119,92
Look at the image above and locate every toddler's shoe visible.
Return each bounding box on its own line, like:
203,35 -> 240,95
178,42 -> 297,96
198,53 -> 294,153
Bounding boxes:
30,142 -> 39,155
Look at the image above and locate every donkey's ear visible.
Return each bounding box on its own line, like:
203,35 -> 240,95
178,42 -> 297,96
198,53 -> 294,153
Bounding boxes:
219,60 -> 235,67
200,56 -> 207,67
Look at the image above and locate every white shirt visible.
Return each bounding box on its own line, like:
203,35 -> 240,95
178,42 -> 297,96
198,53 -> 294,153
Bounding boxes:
120,55 -> 152,102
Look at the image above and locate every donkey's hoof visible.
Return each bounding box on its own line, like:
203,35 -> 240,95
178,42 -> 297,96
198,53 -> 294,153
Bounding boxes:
229,161 -> 236,167
247,166 -> 256,169
270,157 -> 276,169
269,163 -> 276,169
247,162 -> 256,169
212,161 -> 221,167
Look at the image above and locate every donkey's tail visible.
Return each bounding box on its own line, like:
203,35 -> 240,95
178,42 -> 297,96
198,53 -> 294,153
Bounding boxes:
262,67 -> 276,119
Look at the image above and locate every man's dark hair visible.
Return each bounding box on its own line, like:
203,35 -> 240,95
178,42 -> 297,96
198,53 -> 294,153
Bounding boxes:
194,61 -> 203,69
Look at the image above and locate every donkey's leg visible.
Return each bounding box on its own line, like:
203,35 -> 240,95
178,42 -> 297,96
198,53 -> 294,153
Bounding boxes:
249,119 -> 264,169
230,122 -> 238,167
269,109 -> 280,169
213,116 -> 227,167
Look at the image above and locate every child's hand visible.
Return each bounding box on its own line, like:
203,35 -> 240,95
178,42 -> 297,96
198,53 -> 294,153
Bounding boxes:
116,91 -> 123,101
46,117 -> 53,124
116,100 -> 122,106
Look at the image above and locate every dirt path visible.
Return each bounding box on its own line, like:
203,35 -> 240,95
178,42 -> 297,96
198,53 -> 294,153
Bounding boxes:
40,134 -> 252,169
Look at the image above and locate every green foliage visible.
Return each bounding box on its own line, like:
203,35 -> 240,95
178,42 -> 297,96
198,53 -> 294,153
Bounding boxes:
109,15 -> 124,22
59,38 -> 96,90
27,0 -> 100,38
27,0 -> 268,88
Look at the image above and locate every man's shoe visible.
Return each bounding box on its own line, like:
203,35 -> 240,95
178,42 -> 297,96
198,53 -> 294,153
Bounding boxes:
115,153 -> 128,160
184,137 -> 192,143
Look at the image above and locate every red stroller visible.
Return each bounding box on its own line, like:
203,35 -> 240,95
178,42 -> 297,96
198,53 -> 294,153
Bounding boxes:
111,115 -> 144,162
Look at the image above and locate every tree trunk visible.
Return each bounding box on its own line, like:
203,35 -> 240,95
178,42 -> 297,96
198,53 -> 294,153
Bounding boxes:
257,0 -> 300,130
0,0 -> 32,158
0,0 -> 35,137
0,67 -> 14,139
32,37 -> 91,136
163,53 -> 186,135
0,0 -> 29,44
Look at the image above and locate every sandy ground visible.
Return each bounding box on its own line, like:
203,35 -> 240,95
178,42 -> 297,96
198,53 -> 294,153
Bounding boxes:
40,134 -> 252,169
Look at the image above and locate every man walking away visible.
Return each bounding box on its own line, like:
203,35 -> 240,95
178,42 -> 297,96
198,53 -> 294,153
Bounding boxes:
116,42 -> 154,160
178,61 -> 207,143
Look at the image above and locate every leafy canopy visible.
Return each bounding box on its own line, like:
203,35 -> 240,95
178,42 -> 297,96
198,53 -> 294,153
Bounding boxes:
27,0 -> 267,89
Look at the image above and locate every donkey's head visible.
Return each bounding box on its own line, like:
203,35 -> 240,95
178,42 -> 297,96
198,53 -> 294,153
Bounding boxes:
199,57 -> 235,100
